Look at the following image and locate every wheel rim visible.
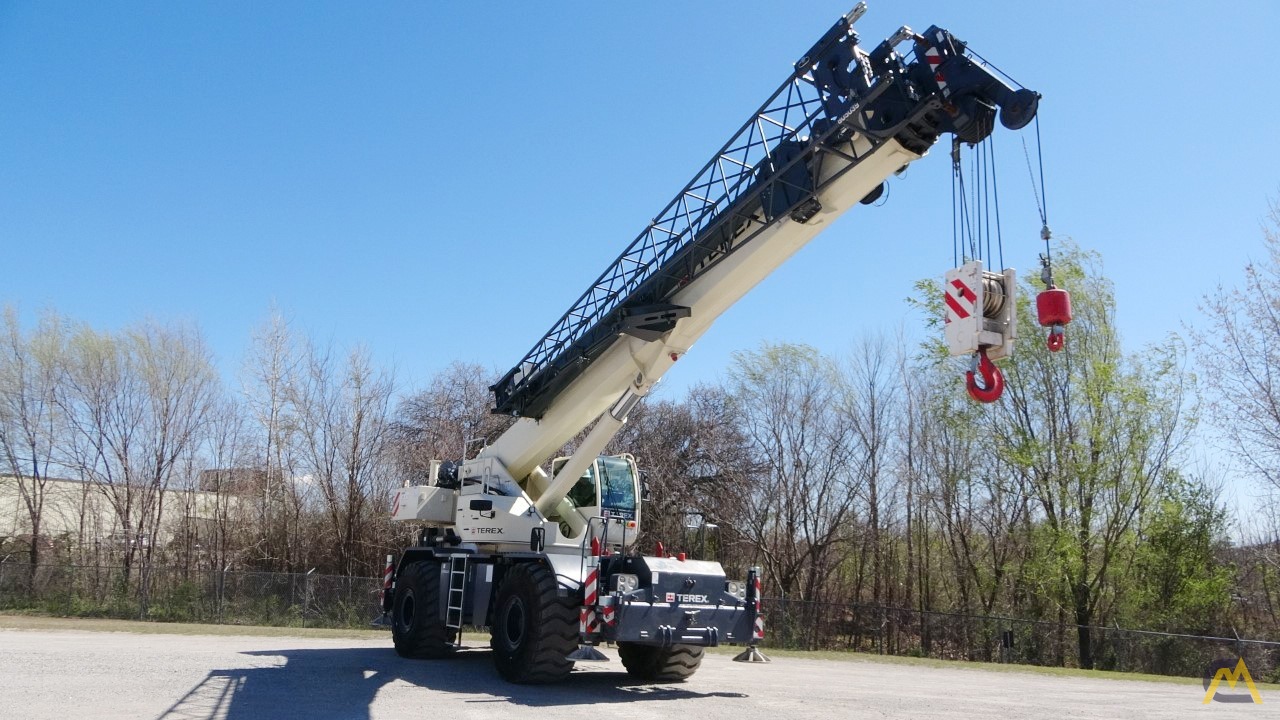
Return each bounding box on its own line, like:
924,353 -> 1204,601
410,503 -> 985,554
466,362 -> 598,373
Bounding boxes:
400,590 -> 416,629
502,597 -> 527,650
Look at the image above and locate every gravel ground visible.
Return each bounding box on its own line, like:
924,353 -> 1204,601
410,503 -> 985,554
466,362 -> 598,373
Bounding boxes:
0,622 -> 1265,719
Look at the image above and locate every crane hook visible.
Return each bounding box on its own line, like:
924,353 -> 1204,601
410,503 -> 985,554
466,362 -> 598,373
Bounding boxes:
965,350 -> 1004,403
1046,325 -> 1065,352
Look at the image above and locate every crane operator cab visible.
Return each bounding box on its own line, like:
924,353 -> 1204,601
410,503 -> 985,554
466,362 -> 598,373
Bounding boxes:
550,453 -> 642,547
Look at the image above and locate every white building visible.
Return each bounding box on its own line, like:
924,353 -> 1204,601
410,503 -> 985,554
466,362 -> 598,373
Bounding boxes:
0,474 -> 246,559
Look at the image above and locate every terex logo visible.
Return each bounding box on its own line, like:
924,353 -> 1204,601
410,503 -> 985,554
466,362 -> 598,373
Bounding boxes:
665,592 -> 708,604
474,527 -> 504,535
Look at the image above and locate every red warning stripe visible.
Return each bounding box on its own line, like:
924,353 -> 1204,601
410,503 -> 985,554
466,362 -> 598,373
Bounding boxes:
946,278 -> 976,319
951,278 -> 976,303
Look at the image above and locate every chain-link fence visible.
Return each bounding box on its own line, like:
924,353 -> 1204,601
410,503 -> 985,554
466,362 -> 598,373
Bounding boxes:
4,560 -> 1277,682
0,561 -> 383,628
761,597 -> 1280,682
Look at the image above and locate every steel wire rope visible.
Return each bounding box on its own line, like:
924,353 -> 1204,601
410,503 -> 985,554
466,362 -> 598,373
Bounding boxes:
989,133 -> 1006,271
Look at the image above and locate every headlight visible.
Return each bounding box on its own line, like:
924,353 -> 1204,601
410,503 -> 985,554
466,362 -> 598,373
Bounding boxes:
726,580 -> 746,600
612,573 -> 639,593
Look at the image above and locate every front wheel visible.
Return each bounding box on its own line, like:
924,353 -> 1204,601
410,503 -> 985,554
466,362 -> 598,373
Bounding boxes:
391,560 -> 455,659
490,562 -> 578,683
618,642 -> 704,682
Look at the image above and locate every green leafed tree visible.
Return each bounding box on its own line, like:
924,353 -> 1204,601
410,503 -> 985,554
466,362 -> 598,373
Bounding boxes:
1121,475 -> 1232,634
988,242 -> 1193,669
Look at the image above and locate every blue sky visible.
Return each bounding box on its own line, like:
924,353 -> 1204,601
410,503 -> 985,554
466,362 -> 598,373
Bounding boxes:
3,2 -> 1279,520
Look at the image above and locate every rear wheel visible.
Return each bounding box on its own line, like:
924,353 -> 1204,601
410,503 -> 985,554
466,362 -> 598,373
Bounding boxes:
618,642 -> 704,682
490,562 -> 578,683
392,560 -> 455,659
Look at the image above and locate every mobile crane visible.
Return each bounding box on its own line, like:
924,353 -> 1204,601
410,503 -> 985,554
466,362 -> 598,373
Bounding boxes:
384,3 -> 1038,684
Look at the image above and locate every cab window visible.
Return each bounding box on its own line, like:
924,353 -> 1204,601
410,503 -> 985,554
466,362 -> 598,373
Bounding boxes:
597,456 -> 636,516
566,467 -> 597,508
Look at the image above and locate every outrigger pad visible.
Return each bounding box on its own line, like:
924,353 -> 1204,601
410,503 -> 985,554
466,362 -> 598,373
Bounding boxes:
732,646 -> 771,663
566,645 -> 610,662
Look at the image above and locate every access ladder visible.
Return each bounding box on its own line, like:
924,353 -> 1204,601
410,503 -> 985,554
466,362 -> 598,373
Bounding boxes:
445,554 -> 467,647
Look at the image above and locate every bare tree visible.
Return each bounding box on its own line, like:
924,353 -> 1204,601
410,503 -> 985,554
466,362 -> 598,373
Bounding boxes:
1195,201 -> 1280,646
241,310 -> 303,571
729,342 -> 859,601
57,320 -> 220,600
0,308 -> 67,576
841,335 -> 899,607
1197,202 -> 1280,492
289,342 -> 395,576
608,384 -> 756,566
175,394 -> 251,575
392,361 -> 512,479
897,361 -> 1034,658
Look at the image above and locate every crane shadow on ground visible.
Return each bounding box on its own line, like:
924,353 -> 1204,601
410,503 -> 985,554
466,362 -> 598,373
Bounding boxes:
156,645 -> 748,720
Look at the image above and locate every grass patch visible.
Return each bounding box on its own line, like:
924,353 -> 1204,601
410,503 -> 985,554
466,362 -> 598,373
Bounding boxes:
0,613 -> 391,640
0,613 -> 496,644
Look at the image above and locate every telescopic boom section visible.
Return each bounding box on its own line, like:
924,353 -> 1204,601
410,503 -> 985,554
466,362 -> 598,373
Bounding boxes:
482,6 -> 1039,495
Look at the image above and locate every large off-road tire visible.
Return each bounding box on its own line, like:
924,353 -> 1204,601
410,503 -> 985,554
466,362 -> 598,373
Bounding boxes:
618,642 -> 705,682
490,562 -> 578,683
392,560 -> 456,659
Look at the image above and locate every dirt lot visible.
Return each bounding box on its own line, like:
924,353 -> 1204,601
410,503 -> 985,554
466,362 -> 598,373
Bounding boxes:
0,616 -> 1266,719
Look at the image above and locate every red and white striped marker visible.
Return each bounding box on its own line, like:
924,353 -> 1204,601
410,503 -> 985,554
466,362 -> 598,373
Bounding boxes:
752,573 -> 765,640
945,277 -> 977,323
924,46 -> 950,98
581,537 -> 601,638
380,555 -> 394,608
